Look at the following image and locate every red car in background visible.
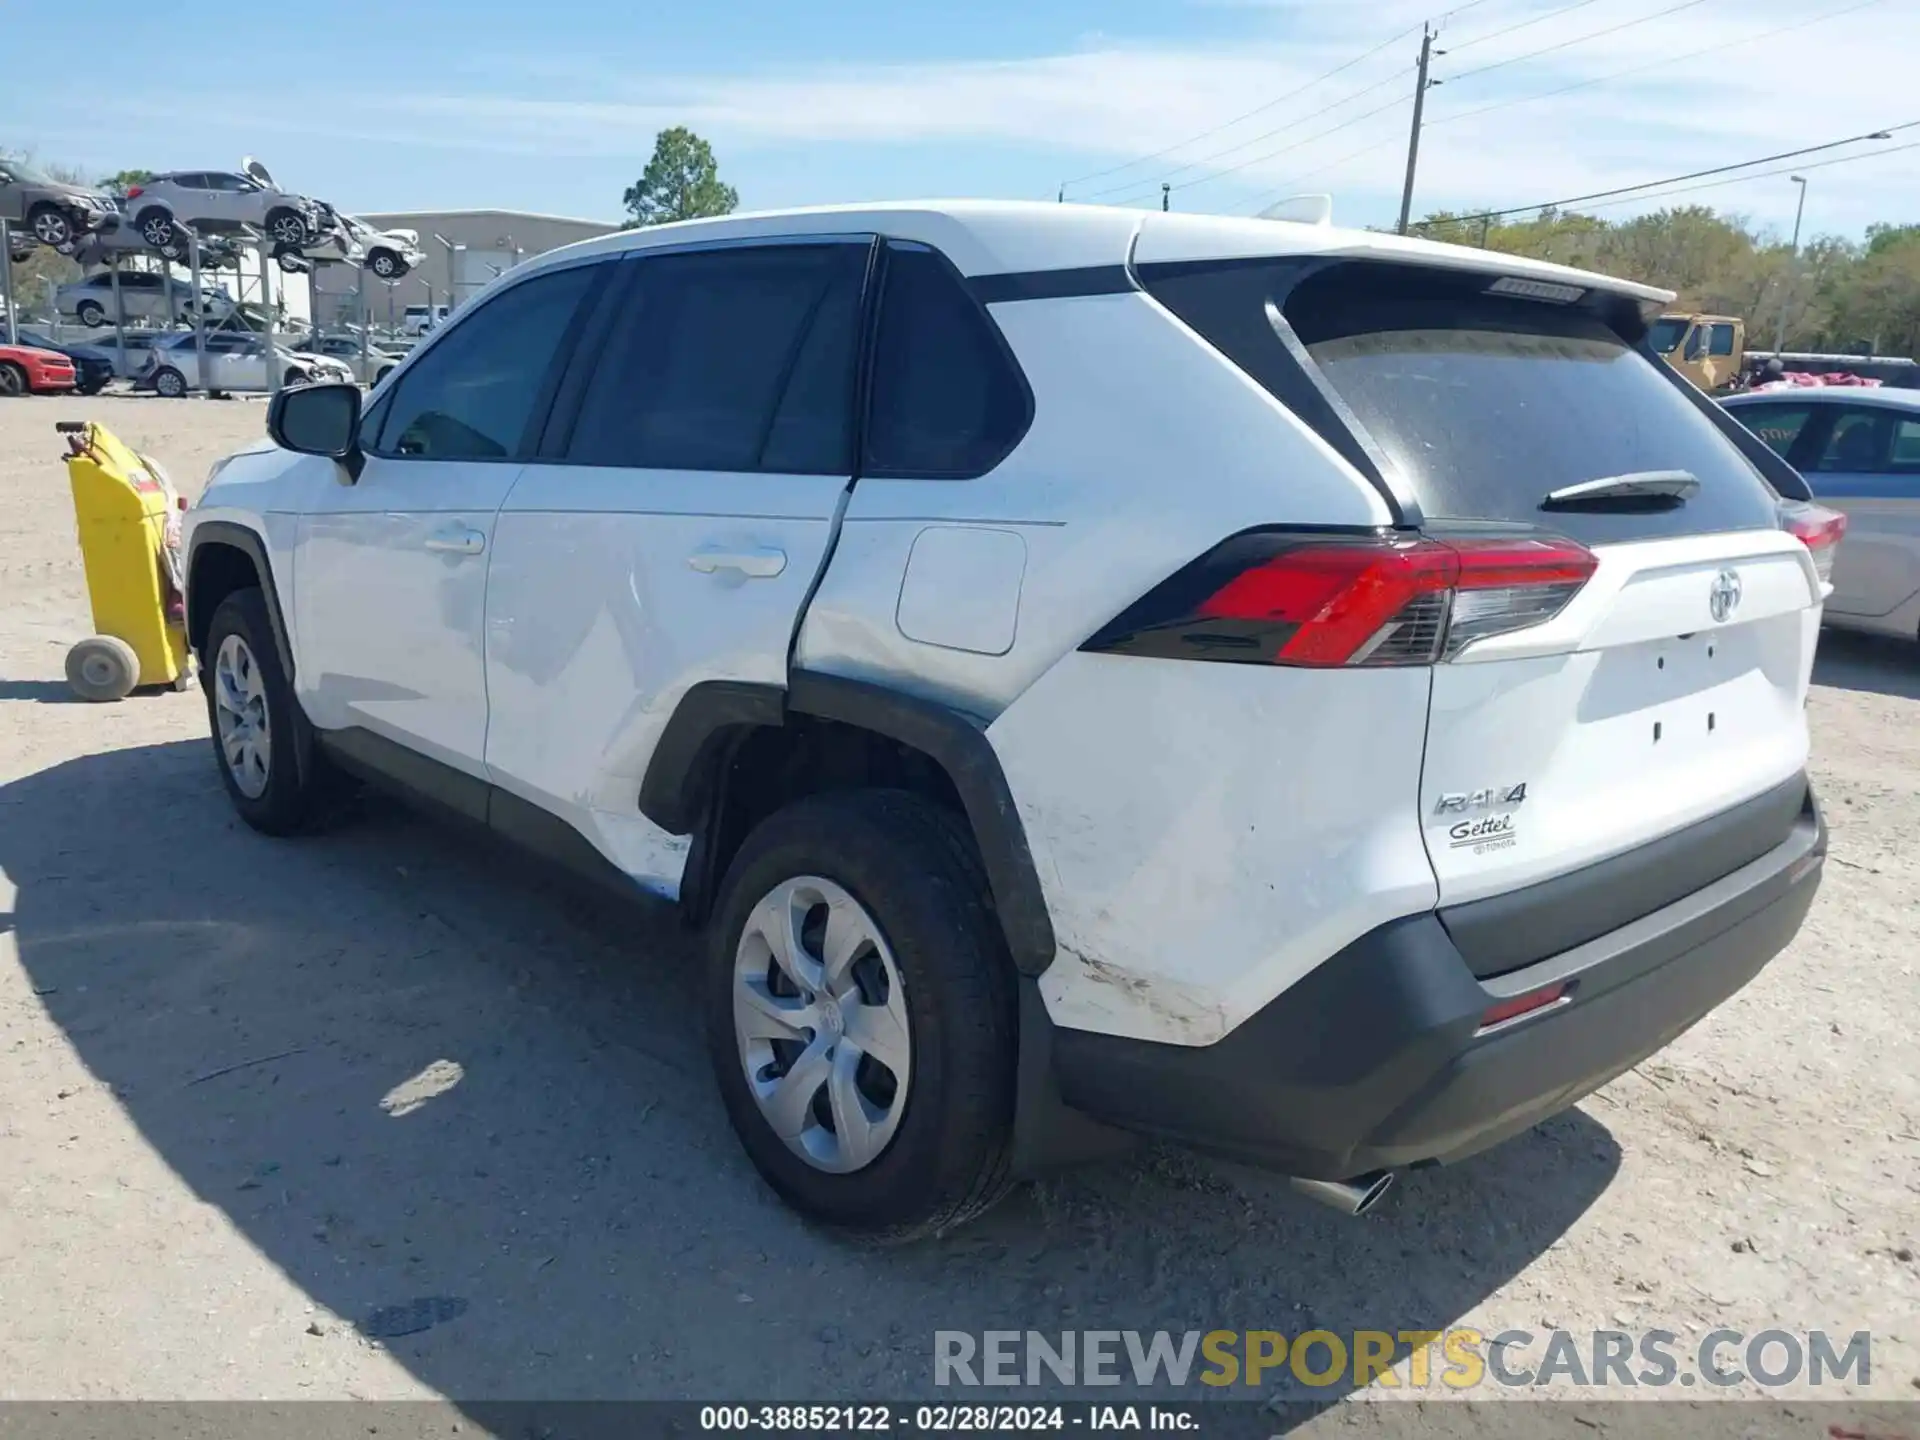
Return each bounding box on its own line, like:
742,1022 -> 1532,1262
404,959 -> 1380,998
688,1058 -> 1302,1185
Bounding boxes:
0,341 -> 77,396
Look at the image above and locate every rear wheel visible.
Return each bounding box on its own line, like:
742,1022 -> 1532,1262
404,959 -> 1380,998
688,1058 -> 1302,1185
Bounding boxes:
706,790 -> 1017,1242
204,588 -> 328,834
0,362 -> 24,398
75,299 -> 107,327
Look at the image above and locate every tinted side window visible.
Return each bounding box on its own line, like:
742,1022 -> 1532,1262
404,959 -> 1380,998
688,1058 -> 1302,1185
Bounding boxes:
1709,323 -> 1736,357
377,263 -> 598,461
1735,403 -> 1813,457
1813,408 -> 1894,473
865,243 -> 1032,478
1893,417 -> 1920,470
565,243 -> 864,473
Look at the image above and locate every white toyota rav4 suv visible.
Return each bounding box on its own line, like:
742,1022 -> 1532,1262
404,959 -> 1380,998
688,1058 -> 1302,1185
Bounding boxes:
184,201 -> 1836,1240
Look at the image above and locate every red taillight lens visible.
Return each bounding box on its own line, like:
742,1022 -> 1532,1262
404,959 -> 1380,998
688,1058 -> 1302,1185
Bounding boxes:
1084,532 -> 1596,668
125,185 -> 143,198
1477,981 -> 1570,1033
1780,501 -> 1846,586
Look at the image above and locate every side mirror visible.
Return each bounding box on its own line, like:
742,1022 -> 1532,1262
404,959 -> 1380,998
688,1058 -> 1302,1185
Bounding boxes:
267,380 -> 364,482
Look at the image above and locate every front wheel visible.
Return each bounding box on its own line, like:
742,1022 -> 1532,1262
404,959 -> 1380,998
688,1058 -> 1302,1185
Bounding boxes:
136,207 -> 176,249
266,208 -> 310,246
151,366 -> 188,398
75,299 -> 107,327
27,202 -> 75,248
707,790 -> 1017,1242
367,248 -> 407,280
0,362 -> 24,398
203,588 -> 328,834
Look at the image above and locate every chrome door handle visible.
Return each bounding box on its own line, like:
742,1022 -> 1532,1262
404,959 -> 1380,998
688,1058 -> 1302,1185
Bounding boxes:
687,546 -> 786,579
424,525 -> 485,555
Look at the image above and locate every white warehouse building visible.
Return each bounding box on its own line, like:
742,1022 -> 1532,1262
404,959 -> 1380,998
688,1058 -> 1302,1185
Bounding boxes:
311,208 -> 619,329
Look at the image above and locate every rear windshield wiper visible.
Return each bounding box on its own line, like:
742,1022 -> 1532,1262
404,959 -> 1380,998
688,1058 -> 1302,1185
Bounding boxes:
1541,470 -> 1700,510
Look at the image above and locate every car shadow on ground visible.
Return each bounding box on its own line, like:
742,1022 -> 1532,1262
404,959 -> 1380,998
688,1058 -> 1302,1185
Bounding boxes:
1,739 -> 1620,1417
0,678 -> 86,704
1812,629 -> 1920,701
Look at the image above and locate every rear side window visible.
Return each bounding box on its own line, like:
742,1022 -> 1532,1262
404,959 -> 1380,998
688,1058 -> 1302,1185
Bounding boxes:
865,242 -> 1031,478
1709,323 -> 1737,357
1145,258 -> 1782,543
1733,403 -> 1814,457
566,242 -> 866,474
376,262 -> 598,461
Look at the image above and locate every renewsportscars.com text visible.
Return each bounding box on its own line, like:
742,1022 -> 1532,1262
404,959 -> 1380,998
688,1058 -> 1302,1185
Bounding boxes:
933,1328 -> 1872,1390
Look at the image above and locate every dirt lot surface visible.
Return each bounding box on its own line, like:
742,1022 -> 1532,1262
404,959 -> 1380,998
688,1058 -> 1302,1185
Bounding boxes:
1,395 -> 1916,1422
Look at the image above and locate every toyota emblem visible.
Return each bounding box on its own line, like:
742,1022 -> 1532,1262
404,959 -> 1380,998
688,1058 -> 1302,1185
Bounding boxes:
1709,568 -> 1743,623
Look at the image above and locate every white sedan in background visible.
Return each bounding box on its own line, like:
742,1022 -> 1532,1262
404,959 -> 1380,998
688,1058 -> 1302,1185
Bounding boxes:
139,329 -> 353,397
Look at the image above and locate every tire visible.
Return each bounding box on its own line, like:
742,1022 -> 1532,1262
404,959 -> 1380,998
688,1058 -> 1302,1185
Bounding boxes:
203,587 -> 328,835
152,366 -> 188,398
266,208 -> 309,247
367,248 -> 405,280
282,367 -> 309,388
76,300 -> 107,328
136,207 -> 176,249
77,376 -> 107,396
0,362 -> 23,398
65,635 -> 140,701
27,202 -> 75,248
375,365 -> 394,386
273,244 -> 305,275
707,789 -> 1017,1242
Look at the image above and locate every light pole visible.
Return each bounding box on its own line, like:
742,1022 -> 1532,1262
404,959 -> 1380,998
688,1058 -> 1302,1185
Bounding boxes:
1771,174 -> 1809,357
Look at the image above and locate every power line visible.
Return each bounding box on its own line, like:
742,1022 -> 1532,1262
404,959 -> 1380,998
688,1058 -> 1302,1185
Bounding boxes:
1246,136 -> 1406,213
1058,24 -> 1420,194
1086,63 -> 1416,202
1518,138 -> 1920,214
1442,0 -> 1717,85
1157,87 -> 1420,197
1446,0 -> 1610,53
1429,0 -> 1886,128
1421,122 -> 1918,225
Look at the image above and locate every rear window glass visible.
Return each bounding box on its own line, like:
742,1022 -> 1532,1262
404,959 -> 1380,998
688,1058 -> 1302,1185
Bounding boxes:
1145,259 -> 1781,544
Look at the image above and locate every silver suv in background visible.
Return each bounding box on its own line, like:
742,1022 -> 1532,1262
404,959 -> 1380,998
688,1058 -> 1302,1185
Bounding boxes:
291,214 -> 423,279
0,155 -> 115,248
126,160 -> 324,250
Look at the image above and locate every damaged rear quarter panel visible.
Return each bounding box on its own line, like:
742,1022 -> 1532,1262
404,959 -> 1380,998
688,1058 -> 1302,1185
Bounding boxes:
987,651 -> 1441,1046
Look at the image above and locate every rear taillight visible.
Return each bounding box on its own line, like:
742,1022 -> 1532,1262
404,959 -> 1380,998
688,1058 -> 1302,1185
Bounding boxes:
1083,532 -> 1597,668
1780,501 -> 1846,587
125,185 -> 143,198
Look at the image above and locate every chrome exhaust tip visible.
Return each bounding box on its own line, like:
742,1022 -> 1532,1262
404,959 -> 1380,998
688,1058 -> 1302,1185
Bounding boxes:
1290,1170 -> 1395,1216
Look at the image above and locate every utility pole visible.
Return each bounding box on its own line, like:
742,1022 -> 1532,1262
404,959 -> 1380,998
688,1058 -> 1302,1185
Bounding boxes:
1771,174 -> 1809,357
1396,24 -> 1440,236
0,220 -> 16,347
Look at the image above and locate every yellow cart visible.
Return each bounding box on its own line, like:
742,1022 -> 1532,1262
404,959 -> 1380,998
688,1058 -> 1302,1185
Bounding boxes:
58,420 -> 196,702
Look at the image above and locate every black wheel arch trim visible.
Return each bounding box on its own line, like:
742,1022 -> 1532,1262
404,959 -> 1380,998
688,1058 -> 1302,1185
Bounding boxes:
640,672 -> 1058,977
185,520 -> 296,681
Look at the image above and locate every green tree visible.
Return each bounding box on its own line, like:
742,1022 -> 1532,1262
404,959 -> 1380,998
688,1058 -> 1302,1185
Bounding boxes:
621,127 -> 738,228
98,168 -> 155,195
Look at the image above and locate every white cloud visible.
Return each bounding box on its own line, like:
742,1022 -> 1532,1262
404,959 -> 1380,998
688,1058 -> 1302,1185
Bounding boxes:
297,0 -> 1920,233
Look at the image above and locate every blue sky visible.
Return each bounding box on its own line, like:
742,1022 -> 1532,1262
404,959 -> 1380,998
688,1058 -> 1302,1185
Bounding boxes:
4,0 -> 1914,238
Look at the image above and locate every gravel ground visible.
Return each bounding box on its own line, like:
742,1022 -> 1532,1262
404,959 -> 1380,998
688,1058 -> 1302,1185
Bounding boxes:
0,395 -> 1915,1421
